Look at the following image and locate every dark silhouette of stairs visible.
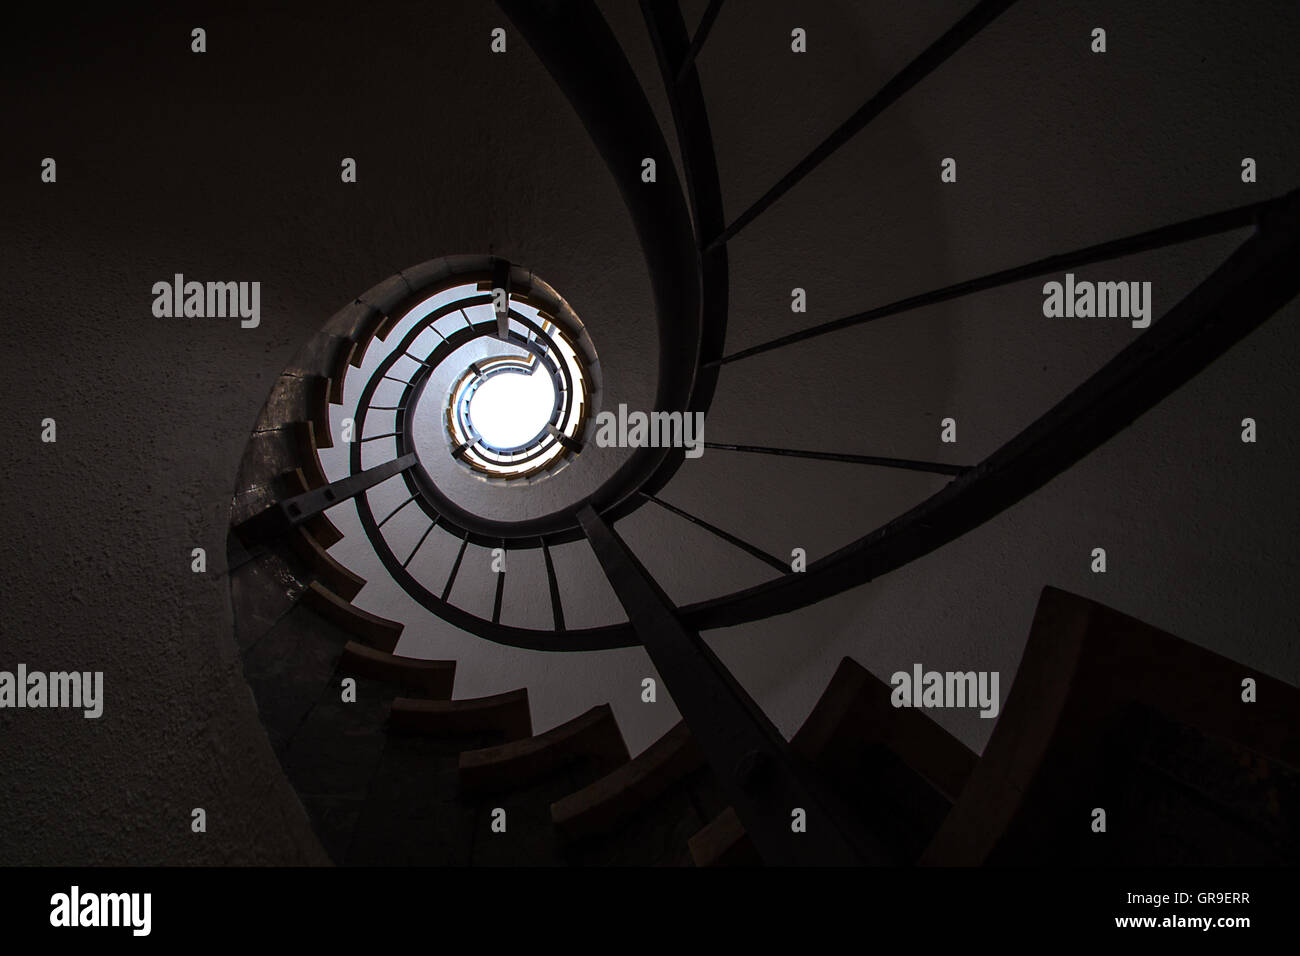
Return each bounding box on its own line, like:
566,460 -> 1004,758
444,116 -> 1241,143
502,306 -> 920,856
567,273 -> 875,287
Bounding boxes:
231,525 -> 1300,868
225,283 -> 1299,867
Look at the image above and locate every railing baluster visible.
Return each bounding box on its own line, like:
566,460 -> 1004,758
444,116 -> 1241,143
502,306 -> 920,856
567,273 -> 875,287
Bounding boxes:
492,539 -> 507,624
684,189 -> 1300,630
705,442 -> 968,476
705,0 -> 1019,251
404,517 -> 439,569
640,492 -> 786,573
541,538 -> 566,631
673,0 -> 724,83
377,492 -> 418,528
442,531 -> 471,602
709,197 -> 1276,366
578,505 -> 887,866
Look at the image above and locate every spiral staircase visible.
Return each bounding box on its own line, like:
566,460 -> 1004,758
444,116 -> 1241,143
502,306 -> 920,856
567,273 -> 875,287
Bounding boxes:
224,0 -> 1300,866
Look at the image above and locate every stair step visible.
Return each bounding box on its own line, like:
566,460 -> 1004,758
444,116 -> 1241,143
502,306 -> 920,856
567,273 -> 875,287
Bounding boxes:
390,689 -> 531,739
287,526 -> 365,601
345,734 -> 480,866
236,426 -> 304,494
286,420 -> 327,490
300,582 -> 402,654
794,656 -> 974,863
284,670 -> 399,863
458,703 -> 629,795
466,770 -> 577,867
255,373 -> 328,433
327,339 -> 358,405
689,808 -> 760,867
277,468 -> 343,547
252,370 -> 333,452
338,641 -> 455,699
923,586 -> 1300,866
551,720 -> 704,841
375,312 -> 400,341
687,656 -> 977,865
321,300 -> 381,342
348,310 -> 387,367
241,603 -> 352,753
285,333 -> 350,388
559,784 -> 705,866
228,547 -> 304,652
793,656 -> 976,802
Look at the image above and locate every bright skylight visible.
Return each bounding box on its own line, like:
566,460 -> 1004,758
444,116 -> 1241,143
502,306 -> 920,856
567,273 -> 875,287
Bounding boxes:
467,368 -> 556,450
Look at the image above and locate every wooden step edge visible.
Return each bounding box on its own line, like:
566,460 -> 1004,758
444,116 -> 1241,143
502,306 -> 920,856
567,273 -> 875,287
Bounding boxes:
793,656 -> 977,803
390,688 -> 531,739
310,403 -> 333,450
321,300 -> 379,341
253,373 -> 328,435
550,720 -> 704,841
327,339 -> 359,405
688,807 -> 761,867
301,581 -> 402,654
348,309 -> 387,368
375,312 -> 400,342
283,333 -> 350,379
338,640 -> 454,699
275,468 -> 343,547
790,656 -> 874,762
291,421 -> 328,490
286,526 -> 365,602
288,481 -> 340,548
457,703 -> 629,795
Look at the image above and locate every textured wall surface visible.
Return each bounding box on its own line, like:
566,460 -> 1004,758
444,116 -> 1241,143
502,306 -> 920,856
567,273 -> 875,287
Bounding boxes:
1,0 -> 1297,864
